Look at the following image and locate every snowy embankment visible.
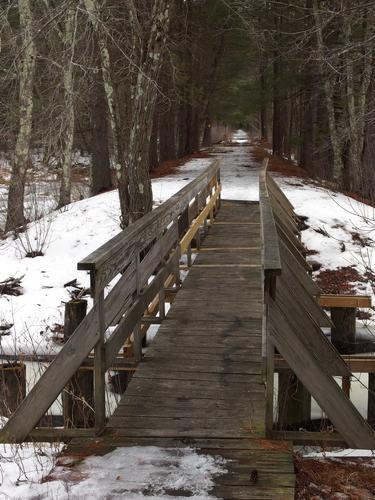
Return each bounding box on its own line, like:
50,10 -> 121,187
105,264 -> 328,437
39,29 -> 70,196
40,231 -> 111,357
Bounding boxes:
278,175 -> 375,286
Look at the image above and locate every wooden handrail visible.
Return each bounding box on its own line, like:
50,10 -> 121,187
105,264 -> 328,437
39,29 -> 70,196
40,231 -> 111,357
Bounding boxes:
0,160 -> 221,443
79,159 -> 221,297
259,158 -> 282,279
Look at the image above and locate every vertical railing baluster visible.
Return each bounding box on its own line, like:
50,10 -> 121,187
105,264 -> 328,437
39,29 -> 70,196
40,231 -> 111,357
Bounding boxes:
134,254 -> 143,362
94,288 -> 106,433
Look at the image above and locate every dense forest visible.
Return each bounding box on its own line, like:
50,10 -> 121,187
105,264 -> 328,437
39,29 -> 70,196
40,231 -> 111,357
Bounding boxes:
1,0 -> 375,231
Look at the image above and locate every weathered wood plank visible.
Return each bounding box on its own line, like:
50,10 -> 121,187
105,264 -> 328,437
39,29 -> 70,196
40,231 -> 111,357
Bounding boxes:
259,159 -> 282,277
319,294 -> 372,308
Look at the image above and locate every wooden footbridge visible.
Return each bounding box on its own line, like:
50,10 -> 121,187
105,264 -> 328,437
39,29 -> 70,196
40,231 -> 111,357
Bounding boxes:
1,159 -> 375,499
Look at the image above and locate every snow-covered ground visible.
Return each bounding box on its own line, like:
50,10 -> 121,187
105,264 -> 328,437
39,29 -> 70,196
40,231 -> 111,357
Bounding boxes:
0,151 -> 90,232
278,175 -> 375,281
0,445 -> 227,499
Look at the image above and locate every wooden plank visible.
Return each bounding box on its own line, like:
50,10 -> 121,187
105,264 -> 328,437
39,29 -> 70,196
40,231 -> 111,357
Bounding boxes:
279,257 -> 332,328
266,172 -> 295,215
271,430 -> 346,447
319,294 -> 372,308
259,159 -> 282,277
27,428 -> 96,442
279,239 -> 320,295
160,319 -> 263,337
269,298 -> 375,449
123,375 -> 265,399
276,222 -> 311,272
275,355 -> 375,374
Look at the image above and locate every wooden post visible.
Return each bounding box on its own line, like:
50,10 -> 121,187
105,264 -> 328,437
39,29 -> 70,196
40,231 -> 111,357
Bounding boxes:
109,370 -> 134,395
62,299 -> 95,428
331,307 -> 356,354
278,370 -> 311,430
368,372 -> 375,428
94,290 -> 106,432
187,244 -> 192,267
0,362 -> 26,417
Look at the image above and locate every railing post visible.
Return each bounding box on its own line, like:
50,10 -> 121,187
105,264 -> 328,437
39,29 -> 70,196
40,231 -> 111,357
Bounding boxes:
94,289 -> 106,433
264,276 -> 275,436
368,373 -> 375,428
133,254 -> 143,362
194,195 -> 201,250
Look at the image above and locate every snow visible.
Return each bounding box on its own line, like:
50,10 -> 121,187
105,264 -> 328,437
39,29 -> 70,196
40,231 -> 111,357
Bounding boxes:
0,446 -> 227,499
304,448 -> 375,458
277,176 -> 375,280
0,441 -> 63,499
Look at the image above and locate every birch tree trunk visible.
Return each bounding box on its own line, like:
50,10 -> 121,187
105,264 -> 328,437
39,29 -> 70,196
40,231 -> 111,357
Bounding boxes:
90,60 -> 113,195
5,0 -> 36,232
58,3 -> 76,208
83,0 -> 126,208
124,0 -> 171,225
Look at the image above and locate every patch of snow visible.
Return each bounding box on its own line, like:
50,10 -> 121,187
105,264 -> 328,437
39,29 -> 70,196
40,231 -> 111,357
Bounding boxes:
0,441 -> 62,499
303,448 -> 375,458
3,446 -> 227,499
276,176 -> 375,277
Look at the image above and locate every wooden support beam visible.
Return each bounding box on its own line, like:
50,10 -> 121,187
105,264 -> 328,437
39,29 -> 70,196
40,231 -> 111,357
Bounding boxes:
271,430 -> 346,447
269,298 -> 375,449
319,295 -> 372,308
275,354 -> 375,374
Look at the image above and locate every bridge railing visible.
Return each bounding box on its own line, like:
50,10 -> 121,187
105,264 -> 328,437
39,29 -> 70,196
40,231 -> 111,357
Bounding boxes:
0,159 -> 221,443
260,160 -> 375,449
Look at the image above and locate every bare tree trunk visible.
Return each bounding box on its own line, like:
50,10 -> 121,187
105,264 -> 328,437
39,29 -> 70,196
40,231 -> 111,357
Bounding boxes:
313,0 -> 344,184
272,49 -> 283,156
6,0 -> 36,232
149,112 -> 159,170
90,63 -> 113,195
58,3 -> 76,208
84,0 -> 125,202
343,8 -> 373,192
125,0 -> 171,224
260,55 -> 268,141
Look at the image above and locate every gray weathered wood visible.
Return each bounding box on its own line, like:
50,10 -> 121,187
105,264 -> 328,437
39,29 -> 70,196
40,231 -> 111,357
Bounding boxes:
269,298 -> 375,449
259,159 -> 282,277
78,160 -> 220,295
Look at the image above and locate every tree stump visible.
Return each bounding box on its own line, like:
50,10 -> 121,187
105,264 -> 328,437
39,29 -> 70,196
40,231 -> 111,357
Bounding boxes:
331,307 -> 356,354
278,370 -> 311,429
0,362 -> 26,417
62,299 -> 95,428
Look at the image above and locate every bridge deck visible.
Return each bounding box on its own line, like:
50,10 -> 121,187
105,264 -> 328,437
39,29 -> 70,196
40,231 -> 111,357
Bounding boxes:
69,201 -> 295,499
